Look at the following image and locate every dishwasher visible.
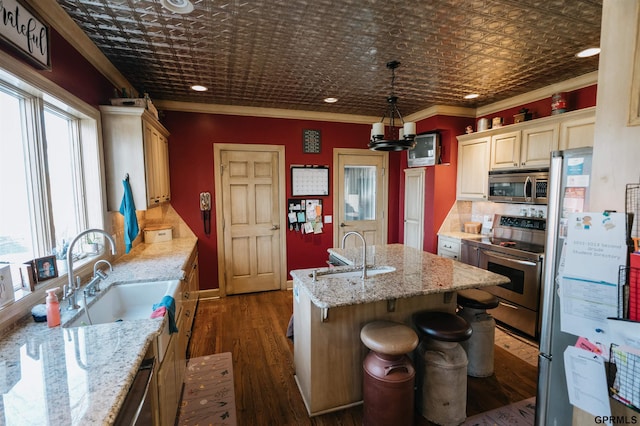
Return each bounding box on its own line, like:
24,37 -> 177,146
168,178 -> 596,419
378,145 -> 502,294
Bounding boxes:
114,356 -> 155,426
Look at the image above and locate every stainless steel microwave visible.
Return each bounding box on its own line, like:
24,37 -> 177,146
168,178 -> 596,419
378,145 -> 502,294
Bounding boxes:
488,169 -> 549,204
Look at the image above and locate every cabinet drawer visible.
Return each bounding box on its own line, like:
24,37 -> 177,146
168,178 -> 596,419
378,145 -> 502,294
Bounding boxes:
438,248 -> 460,260
438,239 -> 460,253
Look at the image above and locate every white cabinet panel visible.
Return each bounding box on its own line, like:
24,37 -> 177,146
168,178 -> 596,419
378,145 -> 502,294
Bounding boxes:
457,136 -> 490,200
100,106 -> 171,210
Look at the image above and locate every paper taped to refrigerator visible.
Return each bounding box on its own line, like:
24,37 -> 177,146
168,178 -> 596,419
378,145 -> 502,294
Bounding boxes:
559,212 -> 627,342
563,345 -> 612,422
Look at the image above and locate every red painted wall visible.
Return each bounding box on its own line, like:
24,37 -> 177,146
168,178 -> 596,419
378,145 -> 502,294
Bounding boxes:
477,85 -> 597,127
2,28 -> 114,107
162,111 -> 408,289
396,115 -> 474,253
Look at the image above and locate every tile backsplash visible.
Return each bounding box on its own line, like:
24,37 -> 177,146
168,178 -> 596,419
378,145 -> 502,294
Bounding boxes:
109,203 -> 194,260
440,201 -> 548,235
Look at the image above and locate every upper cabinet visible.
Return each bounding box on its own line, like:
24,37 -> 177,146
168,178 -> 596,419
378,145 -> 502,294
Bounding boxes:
558,111 -> 596,150
100,106 -> 171,211
457,107 -> 595,200
490,124 -> 559,170
457,136 -> 490,201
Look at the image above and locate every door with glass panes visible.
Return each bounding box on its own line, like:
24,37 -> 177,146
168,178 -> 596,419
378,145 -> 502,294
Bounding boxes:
333,149 -> 388,249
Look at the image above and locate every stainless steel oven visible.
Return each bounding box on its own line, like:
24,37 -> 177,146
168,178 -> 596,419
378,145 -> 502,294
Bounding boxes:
479,249 -> 541,311
479,248 -> 543,337
460,214 -> 546,338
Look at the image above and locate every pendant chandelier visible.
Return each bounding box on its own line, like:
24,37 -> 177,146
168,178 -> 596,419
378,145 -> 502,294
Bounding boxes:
368,60 -> 416,151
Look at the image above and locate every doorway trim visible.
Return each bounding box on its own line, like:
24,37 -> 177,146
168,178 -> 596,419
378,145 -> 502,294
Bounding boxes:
213,143 -> 287,297
332,148 -> 389,247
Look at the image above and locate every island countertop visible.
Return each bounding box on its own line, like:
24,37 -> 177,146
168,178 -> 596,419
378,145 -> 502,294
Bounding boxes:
290,243 -> 509,309
0,237 -> 197,426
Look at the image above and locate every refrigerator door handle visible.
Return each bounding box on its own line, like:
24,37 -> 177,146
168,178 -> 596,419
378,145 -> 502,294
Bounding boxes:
538,152 -> 564,355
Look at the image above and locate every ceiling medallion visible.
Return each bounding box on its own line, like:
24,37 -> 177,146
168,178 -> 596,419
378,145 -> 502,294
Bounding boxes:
368,60 -> 416,152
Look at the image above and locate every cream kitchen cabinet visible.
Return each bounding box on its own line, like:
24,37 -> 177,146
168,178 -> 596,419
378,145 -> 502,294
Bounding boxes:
437,235 -> 461,260
490,124 -> 558,170
559,110 -> 595,149
151,247 -> 199,426
100,105 -> 171,211
457,136 -> 490,200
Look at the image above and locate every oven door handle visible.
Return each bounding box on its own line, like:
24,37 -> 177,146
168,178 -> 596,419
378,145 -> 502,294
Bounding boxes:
484,252 -> 537,267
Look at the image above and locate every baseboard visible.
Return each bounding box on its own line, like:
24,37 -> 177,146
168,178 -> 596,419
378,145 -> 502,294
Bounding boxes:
198,288 -> 220,300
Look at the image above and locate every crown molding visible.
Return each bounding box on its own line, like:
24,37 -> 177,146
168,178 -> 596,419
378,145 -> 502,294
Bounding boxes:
24,0 -> 132,95
475,71 -> 598,117
405,105 -> 477,122
153,100 -> 379,124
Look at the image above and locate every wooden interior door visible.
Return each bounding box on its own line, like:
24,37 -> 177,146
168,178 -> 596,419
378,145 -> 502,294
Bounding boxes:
215,144 -> 286,295
333,149 -> 388,248
403,167 -> 425,250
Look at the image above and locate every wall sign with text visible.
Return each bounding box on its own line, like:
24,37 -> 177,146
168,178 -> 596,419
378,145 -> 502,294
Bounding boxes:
0,0 -> 51,69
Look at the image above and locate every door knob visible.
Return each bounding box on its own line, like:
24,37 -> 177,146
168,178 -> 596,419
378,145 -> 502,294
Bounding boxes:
271,225 -> 280,230
340,222 -> 348,227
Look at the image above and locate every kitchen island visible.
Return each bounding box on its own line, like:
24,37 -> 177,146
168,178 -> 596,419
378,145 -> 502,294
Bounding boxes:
290,244 -> 509,416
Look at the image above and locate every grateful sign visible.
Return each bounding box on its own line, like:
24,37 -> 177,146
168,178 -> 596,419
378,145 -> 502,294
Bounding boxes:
0,0 -> 50,69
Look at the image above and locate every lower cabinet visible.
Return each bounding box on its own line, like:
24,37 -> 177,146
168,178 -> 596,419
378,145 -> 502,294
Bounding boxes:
437,235 -> 461,261
149,248 -> 199,425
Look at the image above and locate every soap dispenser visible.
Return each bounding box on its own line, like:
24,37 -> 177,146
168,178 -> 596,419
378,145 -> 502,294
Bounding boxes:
45,288 -> 61,327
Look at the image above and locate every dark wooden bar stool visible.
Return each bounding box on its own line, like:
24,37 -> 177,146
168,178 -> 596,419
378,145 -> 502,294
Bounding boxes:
360,320 -> 419,426
457,288 -> 500,377
413,311 -> 472,426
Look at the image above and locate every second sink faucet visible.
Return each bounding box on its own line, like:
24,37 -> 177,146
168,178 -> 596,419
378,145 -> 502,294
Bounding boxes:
341,231 -> 367,279
65,229 -> 116,310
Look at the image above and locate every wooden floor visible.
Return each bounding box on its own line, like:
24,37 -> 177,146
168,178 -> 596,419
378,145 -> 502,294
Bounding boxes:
186,290 -> 539,425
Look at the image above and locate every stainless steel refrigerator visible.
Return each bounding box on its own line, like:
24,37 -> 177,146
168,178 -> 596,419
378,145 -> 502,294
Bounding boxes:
535,147 -> 594,426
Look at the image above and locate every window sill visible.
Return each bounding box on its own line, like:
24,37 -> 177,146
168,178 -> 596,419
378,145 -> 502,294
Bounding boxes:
0,254 -> 105,336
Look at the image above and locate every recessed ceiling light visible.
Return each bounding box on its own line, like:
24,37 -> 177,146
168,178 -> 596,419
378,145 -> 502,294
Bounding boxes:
464,93 -> 479,100
576,47 -> 601,58
324,97 -> 338,103
160,0 -> 194,14
191,85 -> 208,92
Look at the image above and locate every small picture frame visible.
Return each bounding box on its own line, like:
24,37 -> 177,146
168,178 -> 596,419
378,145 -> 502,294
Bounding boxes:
34,255 -> 58,282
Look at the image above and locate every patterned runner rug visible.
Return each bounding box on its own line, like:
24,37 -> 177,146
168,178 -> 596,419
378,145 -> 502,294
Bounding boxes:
177,352 -> 237,426
462,397 -> 536,426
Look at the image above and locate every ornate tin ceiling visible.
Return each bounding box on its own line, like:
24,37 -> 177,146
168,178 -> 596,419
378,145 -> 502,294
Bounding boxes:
56,0 -> 602,116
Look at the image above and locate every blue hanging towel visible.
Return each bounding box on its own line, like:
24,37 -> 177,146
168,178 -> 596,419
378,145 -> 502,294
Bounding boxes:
152,295 -> 178,334
119,178 -> 139,254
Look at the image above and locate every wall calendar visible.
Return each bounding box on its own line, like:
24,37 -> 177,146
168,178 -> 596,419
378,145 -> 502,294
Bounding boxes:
291,166 -> 329,196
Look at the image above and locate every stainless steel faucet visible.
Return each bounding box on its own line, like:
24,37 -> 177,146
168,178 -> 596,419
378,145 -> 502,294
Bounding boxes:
65,229 -> 116,310
85,259 -> 113,296
341,231 -> 367,279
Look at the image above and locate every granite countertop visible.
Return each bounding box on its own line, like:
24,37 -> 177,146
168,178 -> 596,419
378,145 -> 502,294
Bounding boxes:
437,231 -> 487,240
0,237 -> 197,426
290,244 -> 509,309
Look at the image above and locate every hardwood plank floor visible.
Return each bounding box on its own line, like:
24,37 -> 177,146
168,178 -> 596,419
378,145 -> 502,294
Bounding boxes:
186,290 -> 538,425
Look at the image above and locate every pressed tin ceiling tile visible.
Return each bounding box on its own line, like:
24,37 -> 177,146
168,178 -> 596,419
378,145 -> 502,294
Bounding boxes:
56,0 -> 602,116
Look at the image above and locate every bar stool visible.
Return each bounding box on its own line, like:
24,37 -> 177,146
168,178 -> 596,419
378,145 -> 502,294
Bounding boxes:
457,288 -> 500,377
360,320 -> 419,426
413,311 -> 472,426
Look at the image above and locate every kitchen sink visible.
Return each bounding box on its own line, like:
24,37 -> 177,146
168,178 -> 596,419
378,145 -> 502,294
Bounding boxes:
64,280 -> 181,328
313,266 -> 396,279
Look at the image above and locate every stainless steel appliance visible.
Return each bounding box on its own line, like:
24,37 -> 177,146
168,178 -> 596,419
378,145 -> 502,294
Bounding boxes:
536,147 -> 593,426
488,169 -> 549,204
461,214 -> 546,338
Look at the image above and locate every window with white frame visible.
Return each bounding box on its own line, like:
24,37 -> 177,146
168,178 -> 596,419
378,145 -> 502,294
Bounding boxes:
0,62 -> 103,299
